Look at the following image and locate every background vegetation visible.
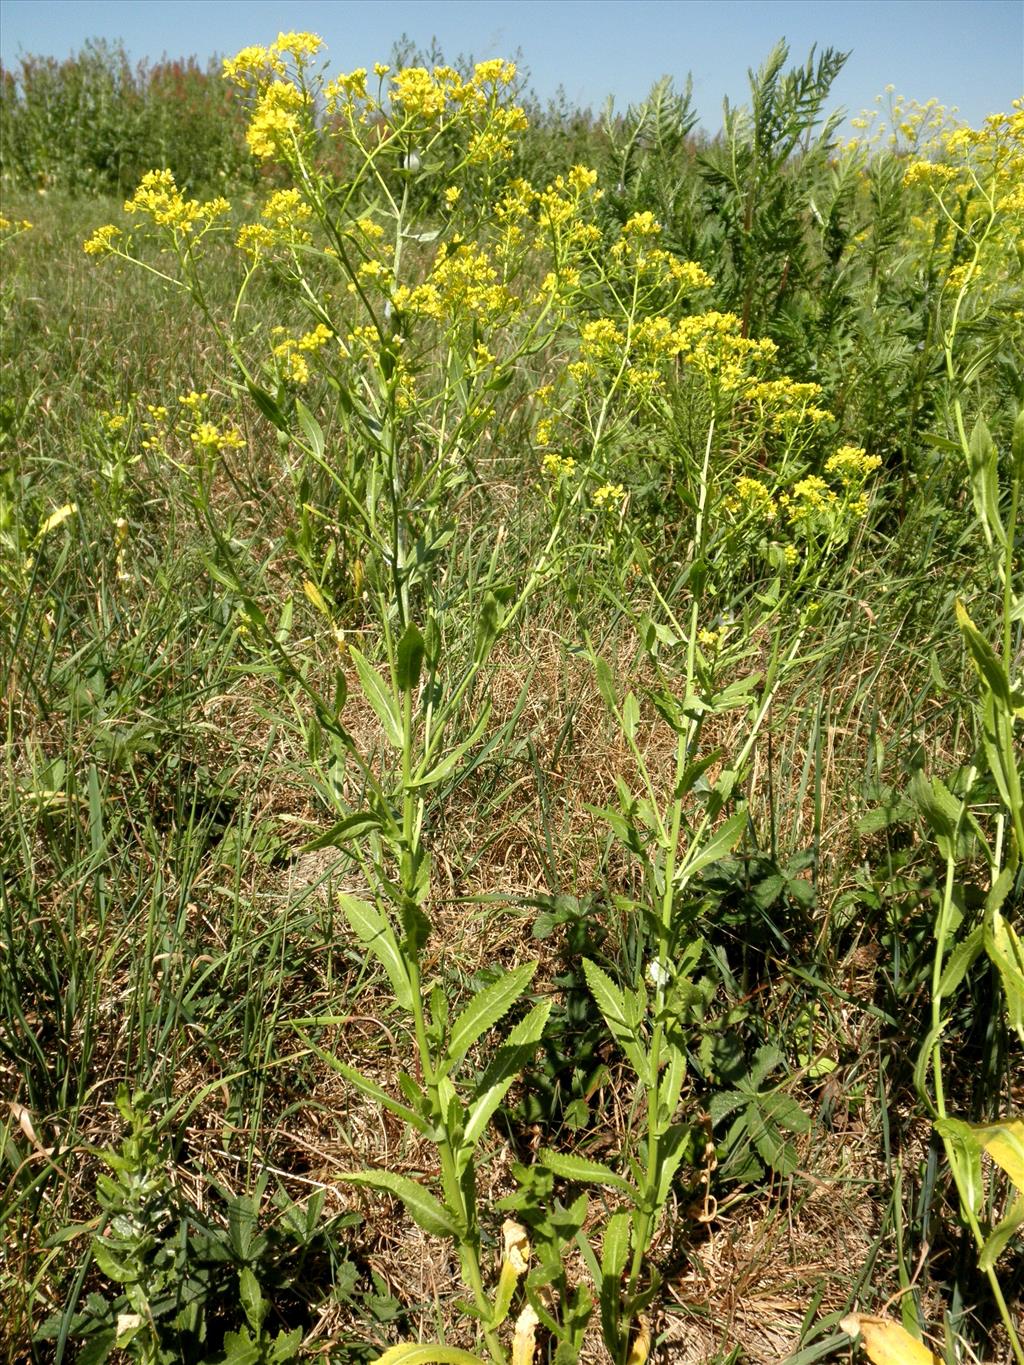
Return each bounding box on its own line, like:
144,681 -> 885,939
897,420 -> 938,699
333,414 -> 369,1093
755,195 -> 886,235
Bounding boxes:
1,33 -> 1021,1365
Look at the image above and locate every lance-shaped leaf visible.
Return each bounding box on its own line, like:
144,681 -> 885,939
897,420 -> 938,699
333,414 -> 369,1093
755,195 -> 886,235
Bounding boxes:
445,961 -> 538,1072
294,1034 -> 428,1134
985,909 -> 1024,1040
956,601 -> 1012,709
968,416 -> 1005,549
538,1150 -> 634,1199
411,704 -> 492,789
396,622 -> 425,693
338,893 -> 414,1013
582,959 -> 651,1085
295,397 -> 325,461
461,1001 -> 551,1160
338,1170 -> 461,1239
350,646 -> 403,748
676,809 -> 747,883
302,811 -> 388,851
599,1210 -> 631,1352
374,1344 -> 487,1364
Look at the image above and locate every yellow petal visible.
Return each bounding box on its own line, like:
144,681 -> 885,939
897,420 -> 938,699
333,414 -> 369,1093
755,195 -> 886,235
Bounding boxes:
841,1314 -> 942,1365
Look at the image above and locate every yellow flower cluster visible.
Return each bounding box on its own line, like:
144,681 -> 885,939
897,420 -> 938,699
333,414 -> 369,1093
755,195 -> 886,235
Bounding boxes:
223,31 -> 323,86
246,80 -> 310,159
744,377 -> 834,429
671,312 -> 777,390
0,215 -> 32,242
592,482 -> 626,509
727,476 -> 777,522
122,170 -> 230,233
542,451 -> 576,481
392,242 -> 513,324
84,223 -> 122,256
824,445 -> 882,487
271,325 -> 333,384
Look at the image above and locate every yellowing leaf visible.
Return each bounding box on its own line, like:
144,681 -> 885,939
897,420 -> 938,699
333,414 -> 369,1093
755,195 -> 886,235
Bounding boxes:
973,1117 -> 1024,1192
38,503 -> 77,539
841,1314 -> 942,1365
374,1346 -> 487,1365
303,579 -> 330,615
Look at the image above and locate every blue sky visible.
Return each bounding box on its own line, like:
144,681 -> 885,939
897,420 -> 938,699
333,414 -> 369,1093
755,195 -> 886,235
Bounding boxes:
1,0 -> 1021,131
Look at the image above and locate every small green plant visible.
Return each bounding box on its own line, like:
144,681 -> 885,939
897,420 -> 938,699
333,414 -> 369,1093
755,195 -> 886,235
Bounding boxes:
37,1087 -> 305,1364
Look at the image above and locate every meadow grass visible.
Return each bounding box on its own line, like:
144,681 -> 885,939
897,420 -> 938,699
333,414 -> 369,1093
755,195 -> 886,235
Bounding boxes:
1,39 -> 1021,1365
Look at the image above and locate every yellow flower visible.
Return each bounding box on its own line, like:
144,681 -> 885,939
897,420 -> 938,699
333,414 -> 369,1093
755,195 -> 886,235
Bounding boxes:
272,31 -> 324,62
84,223 -> 122,255
593,482 -> 626,508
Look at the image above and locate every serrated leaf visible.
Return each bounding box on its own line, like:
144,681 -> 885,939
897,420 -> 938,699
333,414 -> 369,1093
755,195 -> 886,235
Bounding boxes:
582,959 -> 650,1084
339,1170 -> 460,1238
338,893 -> 413,1012
538,1149 -> 634,1198
936,925 -> 984,997
985,910 -> 1024,1038
446,961 -> 537,1071
462,1001 -> 551,1155
909,769 -> 961,857
350,646 -> 403,747
599,1210 -> 631,1350
934,1116 -> 984,1213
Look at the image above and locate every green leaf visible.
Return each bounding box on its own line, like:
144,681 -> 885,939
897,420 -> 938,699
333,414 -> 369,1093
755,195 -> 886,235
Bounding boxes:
968,417 -> 1005,549
374,1347 -> 488,1365
621,692 -> 640,741
302,811 -> 386,850
446,961 -> 537,1071
985,909 -> 1024,1039
396,622 -> 426,693
1012,406 -> 1024,482
909,770 -> 962,860
582,959 -> 650,1084
338,1170 -> 461,1238
338,893 -> 413,1012
956,602 -> 1012,708
934,1116 -> 985,1214
350,646 -> 403,747
412,704 -> 491,789
293,1034 -> 428,1132
295,397 -> 325,461
539,1149 -> 634,1198
239,1266 -> 266,1333
594,655 -> 617,710
979,1197 -> 1024,1271
246,378 -> 289,431
462,1001 -> 551,1155
599,1210 -> 631,1351
679,809 -> 747,882
937,925 -> 984,998
655,1121 -> 692,1205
